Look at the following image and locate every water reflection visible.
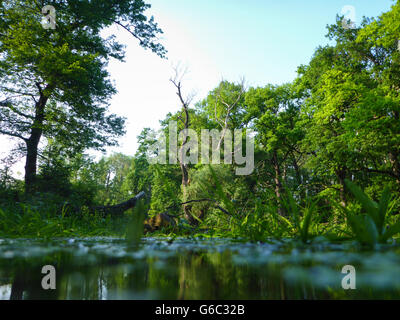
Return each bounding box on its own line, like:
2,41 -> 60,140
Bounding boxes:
0,284 -> 11,300
0,238 -> 400,300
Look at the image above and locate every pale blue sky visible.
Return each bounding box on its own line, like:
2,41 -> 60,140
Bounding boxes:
1,0 -> 395,176
147,0 -> 394,86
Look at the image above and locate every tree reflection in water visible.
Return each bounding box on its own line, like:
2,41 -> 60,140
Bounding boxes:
1,238 -> 400,300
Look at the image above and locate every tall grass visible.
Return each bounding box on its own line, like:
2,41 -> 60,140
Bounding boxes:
1,174 -> 398,248
204,165 -> 323,242
187,167 -> 400,246
0,203 -> 128,238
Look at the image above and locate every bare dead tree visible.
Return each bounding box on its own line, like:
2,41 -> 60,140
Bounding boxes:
169,64 -> 198,225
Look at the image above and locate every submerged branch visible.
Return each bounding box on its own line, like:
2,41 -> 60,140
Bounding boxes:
165,198 -> 232,217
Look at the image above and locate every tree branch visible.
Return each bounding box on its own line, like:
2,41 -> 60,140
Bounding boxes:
0,128 -> 28,141
165,198 -> 232,217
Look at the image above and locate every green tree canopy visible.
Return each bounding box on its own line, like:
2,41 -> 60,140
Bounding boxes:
0,0 -> 166,192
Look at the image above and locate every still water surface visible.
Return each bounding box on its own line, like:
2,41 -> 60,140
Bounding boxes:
0,237 -> 400,299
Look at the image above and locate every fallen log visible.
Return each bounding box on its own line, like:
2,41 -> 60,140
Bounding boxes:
89,193 -> 230,233
144,212 -> 177,233
91,191 -> 146,216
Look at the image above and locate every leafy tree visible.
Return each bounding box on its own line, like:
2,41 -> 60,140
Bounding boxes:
95,153 -> 133,205
199,80 -> 247,131
124,128 -> 155,197
296,4 -> 400,205
245,84 -> 304,214
148,164 -> 181,216
0,0 -> 166,193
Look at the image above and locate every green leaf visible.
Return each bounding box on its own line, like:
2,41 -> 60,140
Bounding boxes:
300,202 -> 317,243
377,187 -> 391,233
381,220 -> 400,243
363,215 -> 379,246
345,179 -> 380,228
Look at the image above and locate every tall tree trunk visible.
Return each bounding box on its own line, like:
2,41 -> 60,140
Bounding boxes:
389,151 -> 400,187
336,168 -> 347,207
10,273 -> 25,300
181,163 -> 195,224
273,151 -> 285,216
24,138 -> 40,194
180,133 -> 195,224
24,88 -> 50,194
390,110 -> 400,188
171,72 -> 197,225
292,156 -> 306,201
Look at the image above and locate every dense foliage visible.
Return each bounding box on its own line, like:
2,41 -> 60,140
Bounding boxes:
0,0 -> 165,193
0,1 -> 400,247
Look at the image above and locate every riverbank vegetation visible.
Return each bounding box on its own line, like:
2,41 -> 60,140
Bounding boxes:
1,1 -> 400,248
